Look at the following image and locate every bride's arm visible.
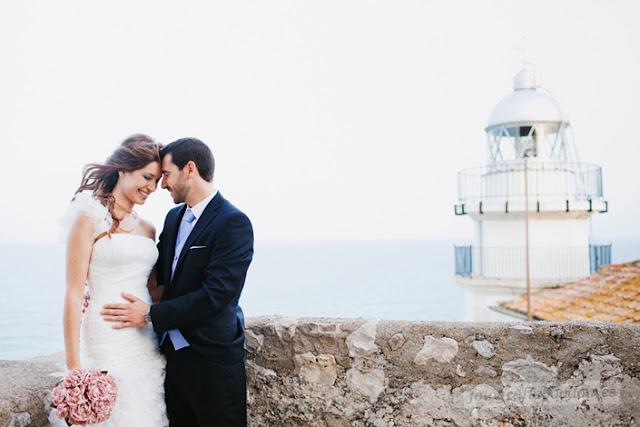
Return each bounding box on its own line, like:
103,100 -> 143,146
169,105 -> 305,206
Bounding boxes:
147,270 -> 164,303
144,220 -> 164,304
63,214 -> 94,370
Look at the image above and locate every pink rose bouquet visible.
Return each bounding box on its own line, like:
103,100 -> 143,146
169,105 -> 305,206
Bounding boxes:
51,368 -> 117,425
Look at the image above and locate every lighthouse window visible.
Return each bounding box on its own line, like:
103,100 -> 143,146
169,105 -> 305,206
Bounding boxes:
515,126 -> 537,158
519,126 -> 535,137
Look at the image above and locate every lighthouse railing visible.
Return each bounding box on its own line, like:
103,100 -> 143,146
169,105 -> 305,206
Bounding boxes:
589,244 -> 612,273
454,245 -> 473,276
456,161 -> 603,204
454,244 -> 612,281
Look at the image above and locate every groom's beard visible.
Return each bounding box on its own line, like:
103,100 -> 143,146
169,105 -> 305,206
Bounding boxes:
168,184 -> 188,204
171,191 -> 185,204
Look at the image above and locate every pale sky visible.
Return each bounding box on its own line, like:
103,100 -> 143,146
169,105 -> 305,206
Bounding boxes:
1,0 -> 638,244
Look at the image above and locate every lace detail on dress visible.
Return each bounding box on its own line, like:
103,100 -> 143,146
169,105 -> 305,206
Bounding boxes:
61,191 -> 113,238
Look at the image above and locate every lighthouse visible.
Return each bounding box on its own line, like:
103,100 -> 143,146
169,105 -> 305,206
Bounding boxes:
454,69 -> 611,321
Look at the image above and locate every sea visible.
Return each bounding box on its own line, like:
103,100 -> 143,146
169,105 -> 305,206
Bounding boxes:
1,239 -> 638,360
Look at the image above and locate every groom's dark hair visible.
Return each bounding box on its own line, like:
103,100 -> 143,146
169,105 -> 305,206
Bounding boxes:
160,137 -> 215,182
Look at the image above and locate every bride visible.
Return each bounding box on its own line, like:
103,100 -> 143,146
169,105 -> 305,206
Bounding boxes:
54,134 -> 168,426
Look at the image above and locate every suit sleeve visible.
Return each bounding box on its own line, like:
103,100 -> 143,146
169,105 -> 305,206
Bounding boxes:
149,212 -> 253,333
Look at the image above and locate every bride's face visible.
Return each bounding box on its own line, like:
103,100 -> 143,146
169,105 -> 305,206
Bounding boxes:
118,161 -> 162,205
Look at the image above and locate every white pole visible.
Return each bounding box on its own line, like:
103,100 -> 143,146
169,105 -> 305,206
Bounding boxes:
524,156 -> 532,321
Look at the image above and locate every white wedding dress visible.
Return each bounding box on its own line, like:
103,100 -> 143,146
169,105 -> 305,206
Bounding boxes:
51,192 -> 168,426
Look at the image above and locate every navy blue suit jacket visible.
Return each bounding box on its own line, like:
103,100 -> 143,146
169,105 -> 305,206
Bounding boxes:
150,192 -> 253,364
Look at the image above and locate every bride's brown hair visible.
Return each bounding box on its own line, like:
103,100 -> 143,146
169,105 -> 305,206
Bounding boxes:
74,134 -> 162,235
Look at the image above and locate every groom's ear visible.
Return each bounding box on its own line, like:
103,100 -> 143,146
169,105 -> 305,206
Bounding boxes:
185,160 -> 198,178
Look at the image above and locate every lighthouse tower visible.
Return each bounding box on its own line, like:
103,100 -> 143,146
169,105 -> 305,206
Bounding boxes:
454,69 -> 610,321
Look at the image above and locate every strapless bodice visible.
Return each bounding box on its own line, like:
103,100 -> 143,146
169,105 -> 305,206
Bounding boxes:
87,233 -> 159,302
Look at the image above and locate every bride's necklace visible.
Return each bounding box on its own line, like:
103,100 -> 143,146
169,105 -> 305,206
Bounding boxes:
114,201 -> 138,230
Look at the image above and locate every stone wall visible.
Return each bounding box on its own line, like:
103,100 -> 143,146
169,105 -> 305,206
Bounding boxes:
1,318 -> 640,426
245,317 -> 640,426
0,354 -> 63,427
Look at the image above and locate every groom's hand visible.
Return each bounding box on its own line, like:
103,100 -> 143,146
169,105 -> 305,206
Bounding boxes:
101,293 -> 150,329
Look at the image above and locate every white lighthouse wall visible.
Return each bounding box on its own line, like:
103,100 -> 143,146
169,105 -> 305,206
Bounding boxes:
461,284 -> 521,321
473,215 -> 591,281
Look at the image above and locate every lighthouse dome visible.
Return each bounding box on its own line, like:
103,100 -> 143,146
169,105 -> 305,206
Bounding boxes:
486,69 -> 567,130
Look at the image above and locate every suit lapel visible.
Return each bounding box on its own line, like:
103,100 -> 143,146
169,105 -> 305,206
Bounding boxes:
164,205 -> 186,286
170,192 -> 224,285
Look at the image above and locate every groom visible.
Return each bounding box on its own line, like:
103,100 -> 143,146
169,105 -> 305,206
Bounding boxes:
102,137 -> 254,426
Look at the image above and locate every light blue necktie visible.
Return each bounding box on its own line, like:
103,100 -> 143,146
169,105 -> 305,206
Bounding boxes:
160,207 -> 197,350
171,208 -> 196,280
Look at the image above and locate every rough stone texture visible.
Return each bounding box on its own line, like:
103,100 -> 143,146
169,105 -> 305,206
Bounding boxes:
346,319 -> 379,358
0,356 -> 63,427
388,333 -> 406,351
245,317 -> 640,426
475,365 -> 498,378
346,368 -> 386,403
509,324 -> 534,335
2,318 -> 640,426
414,335 -> 459,364
294,352 -> 338,386
472,340 -> 495,359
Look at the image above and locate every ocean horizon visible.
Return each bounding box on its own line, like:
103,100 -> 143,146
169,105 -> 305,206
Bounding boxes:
1,238 -> 638,360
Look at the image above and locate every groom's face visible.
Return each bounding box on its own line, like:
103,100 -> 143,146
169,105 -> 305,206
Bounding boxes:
161,154 -> 190,204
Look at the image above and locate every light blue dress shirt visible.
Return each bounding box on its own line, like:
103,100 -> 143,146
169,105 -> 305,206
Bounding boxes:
160,191 -> 217,350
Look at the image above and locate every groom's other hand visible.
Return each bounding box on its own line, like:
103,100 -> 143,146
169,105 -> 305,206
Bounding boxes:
101,293 -> 150,329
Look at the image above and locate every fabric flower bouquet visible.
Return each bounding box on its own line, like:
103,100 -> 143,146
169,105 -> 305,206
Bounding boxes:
51,368 -> 118,425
